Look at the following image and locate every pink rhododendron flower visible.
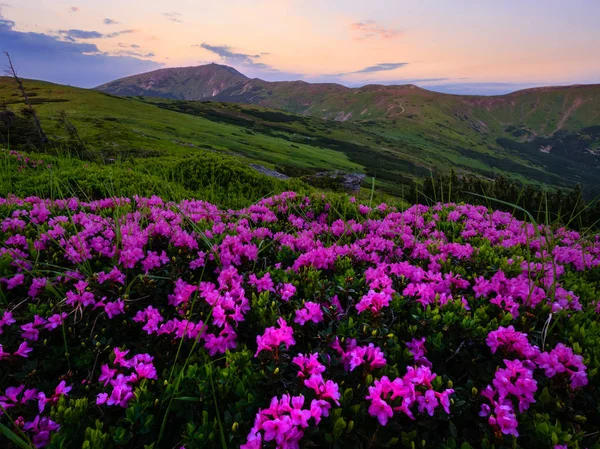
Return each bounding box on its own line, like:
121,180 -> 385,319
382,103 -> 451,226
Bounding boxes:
536,343 -> 588,388
249,272 -> 275,293
14,341 -> 33,358
255,318 -> 296,357
294,301 -> 324,325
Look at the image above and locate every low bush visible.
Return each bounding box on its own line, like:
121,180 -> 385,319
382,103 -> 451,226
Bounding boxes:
0,150 -> 309,209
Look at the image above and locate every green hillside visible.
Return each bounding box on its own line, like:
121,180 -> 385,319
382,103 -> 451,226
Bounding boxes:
3,76 -> 600,197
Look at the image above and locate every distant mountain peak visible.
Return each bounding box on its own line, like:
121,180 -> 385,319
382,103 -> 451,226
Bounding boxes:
96,65 -> 600,123
95,63 -> 250,101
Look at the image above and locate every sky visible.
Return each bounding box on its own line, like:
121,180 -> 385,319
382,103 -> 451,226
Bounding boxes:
1,0 -> 599,95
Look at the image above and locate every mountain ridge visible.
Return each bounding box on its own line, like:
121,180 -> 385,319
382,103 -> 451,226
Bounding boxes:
96,63 -> 600,99
93,65 -> 600,196
96,64 -> 600,132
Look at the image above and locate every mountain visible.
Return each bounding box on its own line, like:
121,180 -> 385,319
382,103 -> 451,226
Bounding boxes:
97,64 -> 600,127
3,74 -> 600,198
97,66 -> 600,196
95,63 -> 249,101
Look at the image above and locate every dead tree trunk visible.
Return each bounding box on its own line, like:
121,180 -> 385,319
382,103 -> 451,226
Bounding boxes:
3,51 -> 49,144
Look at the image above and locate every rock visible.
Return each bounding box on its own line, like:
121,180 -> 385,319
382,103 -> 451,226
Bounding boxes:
250,164 -> 290,180
314,170 -> 366,192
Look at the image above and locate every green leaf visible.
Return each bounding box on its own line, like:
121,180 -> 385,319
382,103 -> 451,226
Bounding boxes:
449,421 -> 458,438
333,417 -> 347,438
343,388 -> 353,402
0,423 -> 33,449
112,427 -> 132,444
539,387 -> 552,405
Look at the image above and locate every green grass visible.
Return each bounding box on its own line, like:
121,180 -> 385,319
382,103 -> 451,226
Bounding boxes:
2,77 -> 599,198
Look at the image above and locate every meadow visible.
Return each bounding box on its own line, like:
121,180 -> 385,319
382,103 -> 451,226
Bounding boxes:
1,147 -> 599,449
1,76 -> 600,449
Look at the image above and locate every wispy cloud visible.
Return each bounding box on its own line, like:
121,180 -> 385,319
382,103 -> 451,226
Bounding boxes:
0,4 -> 15,29
69,6 -> 79,13
194,42 -> 304,81
195,43 -> 275,70
58,28 -> 137,41
113,50 -> 155,58
350,20 -> 401,40
59,29 -> 103,40
164,11 -> 182,23
104,18 -> 120,25
351,62 -> 408,74
118,43 -> 140,49
319,62 -> 409,82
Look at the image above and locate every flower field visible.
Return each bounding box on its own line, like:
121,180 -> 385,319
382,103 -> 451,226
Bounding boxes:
0,191 -> 599,449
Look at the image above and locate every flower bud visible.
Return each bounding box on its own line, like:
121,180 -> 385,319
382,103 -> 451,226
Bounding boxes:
371,329 -> 377,337
232,422 -> 239,432
447,380 -> 453,388
472,387 -> 478,397
274,367 -> 280,375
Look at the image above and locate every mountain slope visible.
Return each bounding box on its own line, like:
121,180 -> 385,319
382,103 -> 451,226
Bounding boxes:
3,76 -> 600,197
96,66 -> 600,192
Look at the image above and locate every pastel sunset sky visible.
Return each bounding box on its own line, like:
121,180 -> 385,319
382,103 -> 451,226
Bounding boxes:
2,0 -> 599,94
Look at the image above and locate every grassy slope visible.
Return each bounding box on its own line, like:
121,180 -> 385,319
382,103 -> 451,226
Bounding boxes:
0,78 -> 359,173
3,77 -> 600,196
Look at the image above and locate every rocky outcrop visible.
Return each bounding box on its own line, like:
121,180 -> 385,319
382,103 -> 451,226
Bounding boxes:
250,164 -> 290,180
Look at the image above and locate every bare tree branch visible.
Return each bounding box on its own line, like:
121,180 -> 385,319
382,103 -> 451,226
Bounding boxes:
3,51 -> 49,144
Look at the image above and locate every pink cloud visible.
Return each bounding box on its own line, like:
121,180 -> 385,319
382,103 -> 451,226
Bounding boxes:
70,6 -> 79,13
350,20 -> 401,40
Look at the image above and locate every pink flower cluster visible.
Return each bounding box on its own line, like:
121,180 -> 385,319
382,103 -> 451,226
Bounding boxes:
0,381 -> 70,447
294,301 -> 324,325
366,366 -> 454,425
406,337 -> 432,367
537,343 -> 588,389
241,394 -> 329,449
243,352 -> 342,449
479,359 -> 538,437
331,338 -> 387,372
5,149 -> 49,171
255,318 -> 296,357
486,326 -> 540,359
482,330 -> 587,436
96,348 -> 157,408
356,266 -> 395,314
